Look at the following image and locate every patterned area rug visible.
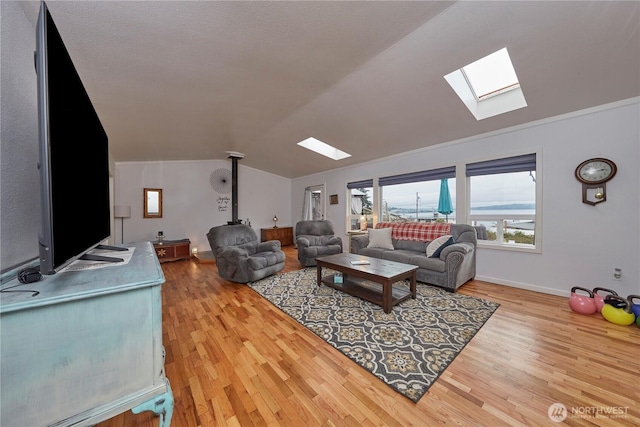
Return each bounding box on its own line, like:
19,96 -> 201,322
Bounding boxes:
248,268 -> 499,402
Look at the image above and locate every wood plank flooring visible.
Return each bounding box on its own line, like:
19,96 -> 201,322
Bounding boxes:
98,246 -> 639,426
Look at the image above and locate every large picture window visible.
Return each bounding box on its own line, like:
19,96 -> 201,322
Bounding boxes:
379,166 -> 456,223
466,153 -> 538,249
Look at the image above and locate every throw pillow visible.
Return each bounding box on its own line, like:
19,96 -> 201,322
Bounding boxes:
426,235 -> 454,258
367,228 -> 394,249
430,236 -> 455,258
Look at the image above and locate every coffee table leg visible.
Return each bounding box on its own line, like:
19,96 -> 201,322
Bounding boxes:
410,272 -> 417,299
317,263 -> 322,287
383,279 -> 392,313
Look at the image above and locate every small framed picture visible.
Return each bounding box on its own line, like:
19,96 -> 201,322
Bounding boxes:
330,194 -> 338,205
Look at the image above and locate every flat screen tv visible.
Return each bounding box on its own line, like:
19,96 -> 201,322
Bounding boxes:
36,1 -> 116,274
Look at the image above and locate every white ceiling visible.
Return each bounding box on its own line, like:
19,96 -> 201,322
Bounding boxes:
24,1 -> 640,178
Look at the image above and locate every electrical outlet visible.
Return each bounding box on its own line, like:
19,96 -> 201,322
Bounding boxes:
613,268 -> 622,280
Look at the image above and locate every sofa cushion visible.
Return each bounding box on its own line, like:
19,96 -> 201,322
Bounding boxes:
394,239 -> 428,253
408,254 -> 447,273
381,251 -> 447,273
426,235 -> 453,257
367,228 -> 394,249
358,247 -> 390,258
381,249 -> 415,264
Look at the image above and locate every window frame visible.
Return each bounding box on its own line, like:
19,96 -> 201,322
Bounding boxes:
466,150 -> 542,253
378,166 -> 456,224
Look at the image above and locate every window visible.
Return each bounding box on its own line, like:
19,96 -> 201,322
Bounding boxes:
379,166 -> 456,223
347,180 -> 373,231
462,48 -> 520,101
444,47 -> 527,120
466,153 -> 538,250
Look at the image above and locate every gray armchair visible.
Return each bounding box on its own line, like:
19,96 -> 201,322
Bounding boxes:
206,224 -> 285,283
295,220 -> 343,267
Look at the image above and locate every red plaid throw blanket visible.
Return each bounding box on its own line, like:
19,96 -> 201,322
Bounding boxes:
375,222 -> 451,242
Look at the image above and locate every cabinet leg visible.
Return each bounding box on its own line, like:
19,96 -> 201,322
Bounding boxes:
132,378 -> 174,427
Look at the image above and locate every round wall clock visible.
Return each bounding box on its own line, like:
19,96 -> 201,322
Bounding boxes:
575,158 -> 617,205
575,158 -> 617,184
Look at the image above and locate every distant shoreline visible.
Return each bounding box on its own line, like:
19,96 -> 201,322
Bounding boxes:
388,203 -> 534,214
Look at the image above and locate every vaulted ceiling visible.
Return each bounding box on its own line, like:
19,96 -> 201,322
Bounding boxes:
24,1 -> 640,178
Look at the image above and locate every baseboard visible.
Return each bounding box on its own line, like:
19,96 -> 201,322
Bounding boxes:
475,275 -> 569,297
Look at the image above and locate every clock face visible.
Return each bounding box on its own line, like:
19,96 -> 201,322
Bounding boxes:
575,158 -> 617,184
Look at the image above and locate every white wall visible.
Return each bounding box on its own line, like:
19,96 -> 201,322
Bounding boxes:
292,100 -> 640,296
1,2 -> 43,271
115,160 -> 292,253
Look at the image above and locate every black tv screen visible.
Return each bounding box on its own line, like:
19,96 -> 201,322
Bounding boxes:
36,2 -> 111,274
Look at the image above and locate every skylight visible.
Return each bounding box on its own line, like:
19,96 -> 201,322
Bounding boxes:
444,47 -> 527,120
297,137 -> 351,161
462,48 -> 520,100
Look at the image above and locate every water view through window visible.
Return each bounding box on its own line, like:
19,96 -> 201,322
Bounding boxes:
349,167 -> 536,247
469,171 -> 536,245
381,179 -> 455,222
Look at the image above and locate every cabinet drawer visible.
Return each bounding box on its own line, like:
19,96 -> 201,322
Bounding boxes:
152,239 -> 191,263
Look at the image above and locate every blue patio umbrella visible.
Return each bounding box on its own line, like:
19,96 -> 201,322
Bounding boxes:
438,179 -> 453,221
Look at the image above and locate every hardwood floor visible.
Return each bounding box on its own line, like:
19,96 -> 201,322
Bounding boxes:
99,246 -> 639,426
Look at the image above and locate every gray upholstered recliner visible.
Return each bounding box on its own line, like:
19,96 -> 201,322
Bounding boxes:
295,220 -> 343,267
206,224 -> 285,283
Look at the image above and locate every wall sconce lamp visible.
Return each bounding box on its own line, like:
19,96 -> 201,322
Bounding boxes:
114,205 -> 131,244
273,215 -> 279,228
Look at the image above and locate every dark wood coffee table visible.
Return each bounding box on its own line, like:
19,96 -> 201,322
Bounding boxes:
315,253 -> 418,313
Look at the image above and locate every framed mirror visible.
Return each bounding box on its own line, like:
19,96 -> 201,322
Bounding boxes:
144,188 -> 163,218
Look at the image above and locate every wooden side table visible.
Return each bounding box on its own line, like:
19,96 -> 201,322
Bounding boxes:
260,227 -> 294,246
152,238 -> 191,263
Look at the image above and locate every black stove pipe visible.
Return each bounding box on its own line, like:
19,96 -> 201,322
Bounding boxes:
227,152 -> 244,225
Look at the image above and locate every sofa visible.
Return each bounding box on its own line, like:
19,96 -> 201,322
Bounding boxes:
350,222 -> 477,292
295,220 -> 343,267
206,224 -> 285,283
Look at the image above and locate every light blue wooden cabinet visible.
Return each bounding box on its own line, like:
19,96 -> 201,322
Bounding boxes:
0,242 -> 173,427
